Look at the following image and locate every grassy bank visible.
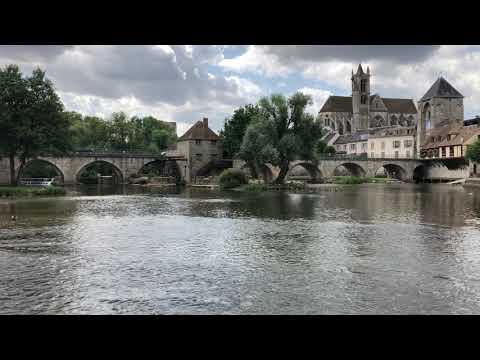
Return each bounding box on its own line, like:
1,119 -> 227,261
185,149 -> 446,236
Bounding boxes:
332,176 -> 388,185
0,186 -> 66,198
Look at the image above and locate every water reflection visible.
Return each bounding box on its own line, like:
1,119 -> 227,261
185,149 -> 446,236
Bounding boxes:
1,184 -> 480,314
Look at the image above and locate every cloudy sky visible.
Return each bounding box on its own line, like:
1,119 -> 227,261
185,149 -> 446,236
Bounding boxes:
1,45 -> 480,136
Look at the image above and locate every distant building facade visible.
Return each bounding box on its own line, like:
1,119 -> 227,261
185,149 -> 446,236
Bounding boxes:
420,118 -> 480,159
368,127 -> 416,159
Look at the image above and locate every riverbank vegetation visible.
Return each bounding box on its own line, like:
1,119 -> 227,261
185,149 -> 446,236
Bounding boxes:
0,186 -> 66,198
331,176 -> 388,185
466,140 -> 480,163
218,169 -> 248,190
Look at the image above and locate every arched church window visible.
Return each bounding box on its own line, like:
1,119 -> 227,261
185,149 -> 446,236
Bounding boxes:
361,95 -> 367,104
361,79 -> 366,92
407,115 -> 414,126
374,115 -> 384,127
337,121 -> 344,135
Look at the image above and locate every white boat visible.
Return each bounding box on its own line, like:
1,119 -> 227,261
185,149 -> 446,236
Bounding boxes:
19,178 -> 55,186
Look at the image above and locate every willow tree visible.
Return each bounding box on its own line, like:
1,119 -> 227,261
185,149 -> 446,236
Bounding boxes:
239,92 -> 322,184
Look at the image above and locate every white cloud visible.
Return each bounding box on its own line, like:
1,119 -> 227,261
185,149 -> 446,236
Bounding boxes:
297,87 -> 332,116
219,45 -> 291,77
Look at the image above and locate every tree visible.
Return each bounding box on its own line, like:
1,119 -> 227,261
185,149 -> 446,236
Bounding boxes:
315,140 -> 335,157
108,112 -> 131,151
0,65 -> 69,185
220,104 -> 260,158
466,140 -> 480,163
239,92 -> 322,184
69,112 -> 110,150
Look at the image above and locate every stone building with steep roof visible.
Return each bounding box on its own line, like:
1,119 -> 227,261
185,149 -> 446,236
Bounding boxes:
416,77 -> 464,153
176,117 -> 223,182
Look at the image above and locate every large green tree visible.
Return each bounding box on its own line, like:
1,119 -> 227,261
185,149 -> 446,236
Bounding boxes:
220,104 -> 260,158
0,65 -> 69,185
239,92 -> 322,184
466,140 -> 480,163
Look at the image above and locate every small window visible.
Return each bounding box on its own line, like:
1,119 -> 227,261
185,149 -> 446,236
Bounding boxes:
394,151 -> 399,159
442,147 -> 447,157
449,147 -> 454,157
195,140 -> 201,145
393,140 -> 401,148
404,140 -> 413,148
370,142 -> 374,150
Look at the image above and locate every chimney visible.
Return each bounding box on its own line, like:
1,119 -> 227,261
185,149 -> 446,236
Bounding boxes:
203,117 -> 208,128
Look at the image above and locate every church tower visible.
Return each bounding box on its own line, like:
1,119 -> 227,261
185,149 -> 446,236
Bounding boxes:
351,64 -> 370,132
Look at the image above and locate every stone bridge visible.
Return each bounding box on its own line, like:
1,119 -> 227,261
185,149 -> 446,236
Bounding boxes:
234,156 -> 470,182
0,151 -> 187,185
288,158 -> 423,181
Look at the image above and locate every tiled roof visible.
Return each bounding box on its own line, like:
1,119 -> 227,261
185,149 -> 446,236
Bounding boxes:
421,123 -> 480,148
420,77 -> 463,101
382,98 -> 417,114
319,96 -> 353,113
322,132 -> 336,144
319,95 -> 417,114
178,119 -> 221,141
333,130 -> 369,145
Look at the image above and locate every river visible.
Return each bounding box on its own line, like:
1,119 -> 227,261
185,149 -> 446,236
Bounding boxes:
1,184 -> 480,314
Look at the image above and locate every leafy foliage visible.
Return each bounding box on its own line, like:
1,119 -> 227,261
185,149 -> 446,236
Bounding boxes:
239,92 -> 322,184
69,111 -> 177,152
0,65 -> 69,185
218,168 -> 248,190
220,104 -> 261,158
466,140 -> 480,163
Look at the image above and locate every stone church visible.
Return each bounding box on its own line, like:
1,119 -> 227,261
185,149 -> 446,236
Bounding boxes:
318,64 -> 418,135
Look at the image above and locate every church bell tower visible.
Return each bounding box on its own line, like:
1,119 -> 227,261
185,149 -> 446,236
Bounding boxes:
351,64 -> 370,131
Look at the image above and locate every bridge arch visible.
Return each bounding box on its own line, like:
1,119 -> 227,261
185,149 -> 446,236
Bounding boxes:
287,162 -> 323,183
333,162 -> 367,177
375,163 -> 408,181
413,164 -> 429,182
139,159 -> 181,180
75,160 -> 124,184
17,159 -> 65,184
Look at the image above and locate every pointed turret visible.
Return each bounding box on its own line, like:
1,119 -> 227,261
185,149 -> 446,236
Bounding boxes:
367,66 -> 370,75
356,64 -> 364,75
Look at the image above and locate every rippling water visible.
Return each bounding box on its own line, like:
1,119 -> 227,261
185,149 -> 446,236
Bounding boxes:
1,184 -> 480,314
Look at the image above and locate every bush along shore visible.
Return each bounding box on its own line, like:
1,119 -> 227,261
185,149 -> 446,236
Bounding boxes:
220,172 -> 395,193
0,186 -> 66,198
